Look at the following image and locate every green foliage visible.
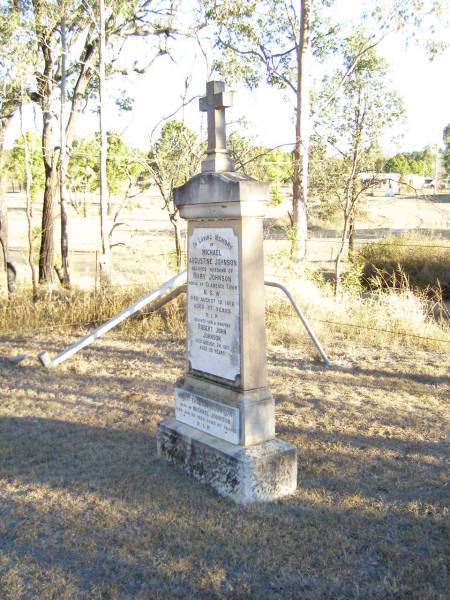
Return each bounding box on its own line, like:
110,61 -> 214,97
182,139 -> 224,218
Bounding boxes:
308,138 -> 341,221
115,90 -> 134,113
322,31 -> 405,157
0,6 -> 35,128
340,263 -> 364,296
270,184 -> 283,205
147,121 -> 201,199
384,148 -> 434,176
357,234 -> 450,298
384,154 -> 410,175
228,132 -> 266,178
68,132 -> 146,196
228,132 -> 291,184
5,133 -> 45,201
264,148 -> 292,183
315,30 -> 405,219
203,0 -> 338,91
106,132 -> 145,195
369,0 -> 449,59
69,137 -> 98,194
145,120 -> 201,268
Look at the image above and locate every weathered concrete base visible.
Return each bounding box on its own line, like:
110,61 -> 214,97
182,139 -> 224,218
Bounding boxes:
157,417 -> 297,504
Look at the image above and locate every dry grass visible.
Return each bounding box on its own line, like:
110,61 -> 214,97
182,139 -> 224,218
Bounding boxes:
357,233 -> 450,299
0,304 -> 449,598
1,194 -> 449,598
264,261 -> 450,352
0,280 -> 186,340
2,264 -> 449,351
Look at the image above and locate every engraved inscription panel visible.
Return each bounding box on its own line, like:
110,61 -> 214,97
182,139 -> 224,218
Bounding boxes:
188,227 -> 240,380
175,389 -> 240,444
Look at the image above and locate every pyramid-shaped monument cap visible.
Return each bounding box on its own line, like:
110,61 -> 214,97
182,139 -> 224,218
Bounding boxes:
174,171 -> 269,219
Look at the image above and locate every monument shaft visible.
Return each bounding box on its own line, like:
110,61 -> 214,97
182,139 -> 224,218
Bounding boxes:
157,81 -> 297,504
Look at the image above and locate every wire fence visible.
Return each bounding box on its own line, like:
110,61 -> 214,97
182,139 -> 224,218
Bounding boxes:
1,296 -> 448,345
304,239 -> 450,249
305,317 -> 450,345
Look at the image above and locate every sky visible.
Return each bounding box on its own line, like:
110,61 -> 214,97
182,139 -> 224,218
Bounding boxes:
109,33 -> 450,155
5,2 -> 450,156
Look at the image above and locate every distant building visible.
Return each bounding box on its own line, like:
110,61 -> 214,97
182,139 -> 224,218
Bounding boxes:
359,172 -> 428,196
404,174 -> 426,190
359,172 -> 401,196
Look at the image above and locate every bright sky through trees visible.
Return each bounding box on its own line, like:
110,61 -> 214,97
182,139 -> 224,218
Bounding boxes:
5,1 -> 450,154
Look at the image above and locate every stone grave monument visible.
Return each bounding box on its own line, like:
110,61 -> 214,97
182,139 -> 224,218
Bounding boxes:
157,81 -> 297,504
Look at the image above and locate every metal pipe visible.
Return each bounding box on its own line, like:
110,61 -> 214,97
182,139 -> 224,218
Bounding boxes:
264,279 -> 331,366
38,270 -> 187,369
36,271 -> 330,369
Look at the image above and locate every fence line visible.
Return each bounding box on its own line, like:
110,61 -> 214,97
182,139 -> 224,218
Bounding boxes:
306,317 -> 450,344
304,240 -> 450,249
1,306 -> 448,345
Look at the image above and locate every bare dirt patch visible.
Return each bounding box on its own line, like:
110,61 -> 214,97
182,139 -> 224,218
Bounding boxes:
7,190 -> 450,287
0,329 -> 448,599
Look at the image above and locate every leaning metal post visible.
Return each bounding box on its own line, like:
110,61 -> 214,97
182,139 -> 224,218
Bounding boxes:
38,271 -> 187,369
33,273 -> 330,369
264,279 -> 332,366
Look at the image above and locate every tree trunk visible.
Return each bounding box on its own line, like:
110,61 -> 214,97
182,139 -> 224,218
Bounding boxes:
348,212 -> 355,261
59,12 -> 71,288
35,15 -> 58,287
170,212 -> 182,269
99,0 -> 111,288
20,104 -> 38,298
33,0 -> 97,287
335,155 -> 361,297
0,123 -> 17,295
334,210 -> 350,298
39,122 -> 58,285
0,174 -> 16,294
291,0 -> 311,262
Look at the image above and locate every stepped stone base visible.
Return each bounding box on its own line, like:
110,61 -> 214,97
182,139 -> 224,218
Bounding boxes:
157,417 -> 298,504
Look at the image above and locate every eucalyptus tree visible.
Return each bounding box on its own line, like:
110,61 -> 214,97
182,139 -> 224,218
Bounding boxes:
317,32 -> 404,295
202,0 -> 448,262
0,4 -> 35,294
146,120 -> 201,268
202,0 -> 328,260
443,124 -> 450,179
384,149 -> 434,177
6,133 -> 45,200
26,0 -> 179,286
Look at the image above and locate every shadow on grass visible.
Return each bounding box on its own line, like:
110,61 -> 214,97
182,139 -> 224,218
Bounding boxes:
428,194 -> 450,204
0,362 -> 174,417
0,416 -> 448,599
270,354 -> 450,388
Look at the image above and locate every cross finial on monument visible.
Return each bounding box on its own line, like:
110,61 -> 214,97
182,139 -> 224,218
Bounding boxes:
199,80 -> 235,173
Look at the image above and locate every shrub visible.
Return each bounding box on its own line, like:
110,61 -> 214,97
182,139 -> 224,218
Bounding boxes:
270,184 -> 283,205
357,233 -> 450,299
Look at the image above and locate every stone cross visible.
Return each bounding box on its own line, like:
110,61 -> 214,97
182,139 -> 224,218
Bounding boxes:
199,81 -> 235,173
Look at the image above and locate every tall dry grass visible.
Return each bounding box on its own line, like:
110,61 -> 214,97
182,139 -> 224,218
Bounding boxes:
2,283 -> 186,340
2,267 -> 449,354
264,258 -> 450,352
357,233 -> 450,299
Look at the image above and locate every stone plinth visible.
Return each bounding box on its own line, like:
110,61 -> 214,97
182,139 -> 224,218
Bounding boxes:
157,418 -> 297,505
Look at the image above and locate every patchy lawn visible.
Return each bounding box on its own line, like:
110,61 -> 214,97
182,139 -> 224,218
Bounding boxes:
0,330 -> 448,599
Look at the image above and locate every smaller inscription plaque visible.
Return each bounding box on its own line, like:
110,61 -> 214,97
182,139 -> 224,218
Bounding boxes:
175,388 -> 240,444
